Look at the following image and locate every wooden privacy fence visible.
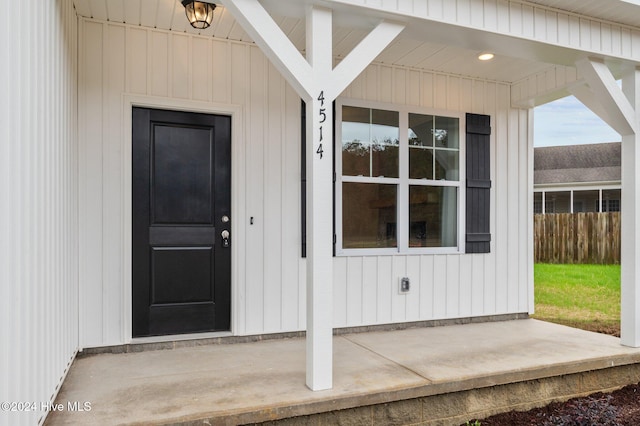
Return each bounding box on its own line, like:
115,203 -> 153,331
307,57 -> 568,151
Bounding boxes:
534,212 -> 621,264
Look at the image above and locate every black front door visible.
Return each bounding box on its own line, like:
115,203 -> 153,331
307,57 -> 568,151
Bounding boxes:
132,107 -> 231,337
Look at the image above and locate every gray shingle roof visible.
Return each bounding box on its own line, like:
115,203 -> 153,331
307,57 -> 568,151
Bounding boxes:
534,142 -> 620,185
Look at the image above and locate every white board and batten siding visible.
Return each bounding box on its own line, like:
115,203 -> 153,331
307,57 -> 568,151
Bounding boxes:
78,18 -> 532,348
511,65 -> 580,108
332,0 -> 640,63
0,1 -> 79,425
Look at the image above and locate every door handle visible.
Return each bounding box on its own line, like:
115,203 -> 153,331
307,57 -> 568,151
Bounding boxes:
221,229 -> 230,247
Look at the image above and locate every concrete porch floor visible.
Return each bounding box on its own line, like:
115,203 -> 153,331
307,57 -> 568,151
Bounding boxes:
45,319 -> 640,425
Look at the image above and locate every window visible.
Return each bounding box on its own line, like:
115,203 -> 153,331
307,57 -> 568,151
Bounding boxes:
337,101 -> 463,254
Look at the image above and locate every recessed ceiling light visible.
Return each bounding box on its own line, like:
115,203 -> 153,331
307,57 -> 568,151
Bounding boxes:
478,53 -> 494,61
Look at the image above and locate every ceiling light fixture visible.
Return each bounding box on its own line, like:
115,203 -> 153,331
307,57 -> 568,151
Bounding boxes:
182,1 -> 217,29
478,53 -> 495,61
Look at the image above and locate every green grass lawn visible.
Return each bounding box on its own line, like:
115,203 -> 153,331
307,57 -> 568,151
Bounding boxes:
533,263 -> 621,336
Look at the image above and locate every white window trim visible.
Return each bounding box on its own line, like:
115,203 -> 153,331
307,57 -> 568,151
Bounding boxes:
335,97 -> 466,256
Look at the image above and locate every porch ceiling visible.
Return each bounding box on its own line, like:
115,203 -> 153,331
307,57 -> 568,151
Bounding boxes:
72,0 -> 556,84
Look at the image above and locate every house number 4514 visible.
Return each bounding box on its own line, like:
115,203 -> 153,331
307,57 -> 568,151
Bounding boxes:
316,91 -> 326,159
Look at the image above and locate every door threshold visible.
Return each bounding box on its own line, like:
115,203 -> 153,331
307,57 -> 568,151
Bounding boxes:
131,330 -> 234,344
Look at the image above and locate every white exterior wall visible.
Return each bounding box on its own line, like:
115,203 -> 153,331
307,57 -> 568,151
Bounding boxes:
78,19 -> 532,347
0,1 -> 79,425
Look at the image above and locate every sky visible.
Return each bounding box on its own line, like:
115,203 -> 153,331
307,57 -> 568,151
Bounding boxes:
534,95 -> 620,147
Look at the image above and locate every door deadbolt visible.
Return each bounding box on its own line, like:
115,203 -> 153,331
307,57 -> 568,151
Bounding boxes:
221,229 -> 230,247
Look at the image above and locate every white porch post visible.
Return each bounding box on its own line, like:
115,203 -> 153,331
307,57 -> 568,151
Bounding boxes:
305,6 -> 334,391
575,58 -> 640,347
621,67 -> 640,347
222,0 -> 404,389
302,8 -> 403,388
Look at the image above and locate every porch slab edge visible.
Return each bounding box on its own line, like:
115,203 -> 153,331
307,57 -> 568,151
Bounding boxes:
139,354 -> 640,426
249,363 -> 640,426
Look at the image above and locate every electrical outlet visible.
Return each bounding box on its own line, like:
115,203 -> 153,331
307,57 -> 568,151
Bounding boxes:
399,277 -> 410,294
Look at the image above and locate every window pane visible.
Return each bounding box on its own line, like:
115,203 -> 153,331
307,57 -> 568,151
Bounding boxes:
409,113 -> 434,147
343,141 -> 370,176
343,183 -> 397,248
434,150 -> 459,180
342,106 -> 370,176
573,190 -> 599,212
409,186 -> 457,247
409,147 -> 433,179
342,107 -> 399,178
546,191 -> 570,213
343,106 -> 370,128
434,116 -> 459,149
603,189 -> 621,212
534,192 -> 542,214
342,106 -> 370,144
372,144 -> 399,178
371,109 -> 399,144
545,199 -> 555,214
371,109 -> 399,178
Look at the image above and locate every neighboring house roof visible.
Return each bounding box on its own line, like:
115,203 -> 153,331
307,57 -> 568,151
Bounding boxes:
534,142 -> 621,185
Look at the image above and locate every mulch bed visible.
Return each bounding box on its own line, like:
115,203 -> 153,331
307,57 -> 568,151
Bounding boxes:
467,382 -> 640,425
464,321 -> 640,425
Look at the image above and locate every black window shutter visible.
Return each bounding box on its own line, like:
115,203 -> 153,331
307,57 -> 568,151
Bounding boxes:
300,100 -> 336,258
301,100 -> 307,258
465,113 -> 491,253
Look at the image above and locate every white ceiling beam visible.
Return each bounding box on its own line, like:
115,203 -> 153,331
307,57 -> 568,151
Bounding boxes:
568,83 -> 617,133
329,20 -> 405,100
220,0 -> 314,101
575,57 -> 637,135
221,0 -> 404,102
